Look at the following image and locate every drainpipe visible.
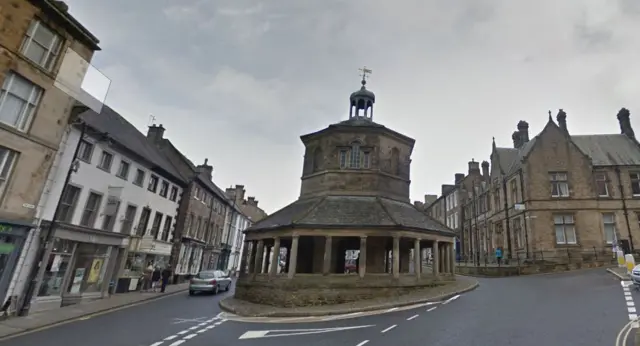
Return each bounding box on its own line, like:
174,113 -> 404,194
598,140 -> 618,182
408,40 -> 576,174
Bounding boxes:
518,169 -> 530,258
615,167 -> 634,252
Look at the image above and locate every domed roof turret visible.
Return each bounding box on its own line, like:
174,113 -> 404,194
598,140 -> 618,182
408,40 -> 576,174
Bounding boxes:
349,67 -> 375,121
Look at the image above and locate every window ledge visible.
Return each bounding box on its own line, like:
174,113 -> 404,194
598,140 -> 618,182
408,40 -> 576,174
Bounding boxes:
97,166 -> 111,174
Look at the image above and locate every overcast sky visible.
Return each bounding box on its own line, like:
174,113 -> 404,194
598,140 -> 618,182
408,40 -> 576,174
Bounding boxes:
64,0 -> 640,214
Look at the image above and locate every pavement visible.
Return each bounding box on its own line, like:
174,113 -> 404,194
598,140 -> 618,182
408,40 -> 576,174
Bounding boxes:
0,268 -> 633,346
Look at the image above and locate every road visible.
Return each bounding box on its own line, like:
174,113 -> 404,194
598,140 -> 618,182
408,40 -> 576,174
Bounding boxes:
0,268 -> 632,346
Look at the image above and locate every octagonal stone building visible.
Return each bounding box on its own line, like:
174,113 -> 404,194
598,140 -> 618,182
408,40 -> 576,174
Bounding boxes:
235,77 -> 456,307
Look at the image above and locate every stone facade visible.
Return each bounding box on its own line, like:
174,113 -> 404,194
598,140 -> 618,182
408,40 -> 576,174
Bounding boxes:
234,77 -> 457,308
146,125 -> 230,278
434,109 -> 640,263
0,0 -> 99,223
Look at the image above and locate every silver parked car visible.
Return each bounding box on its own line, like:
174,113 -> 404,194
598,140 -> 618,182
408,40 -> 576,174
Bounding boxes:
189,270 -> 232,295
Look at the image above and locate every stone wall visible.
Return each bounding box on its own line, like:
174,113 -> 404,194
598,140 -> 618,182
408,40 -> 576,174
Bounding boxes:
456,259 -> 614,277
235,274 -> 452,307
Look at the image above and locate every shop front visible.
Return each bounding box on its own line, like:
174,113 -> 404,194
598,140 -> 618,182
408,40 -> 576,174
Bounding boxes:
0,221 -> 31,307
31,223 -> 128,313
117,235 -> 171,293
175,242 -> 203,280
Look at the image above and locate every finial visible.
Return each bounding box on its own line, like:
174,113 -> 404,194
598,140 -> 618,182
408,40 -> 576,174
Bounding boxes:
548,110 -> 552,121
358,66 -> 372,86
204,158 -> 208,165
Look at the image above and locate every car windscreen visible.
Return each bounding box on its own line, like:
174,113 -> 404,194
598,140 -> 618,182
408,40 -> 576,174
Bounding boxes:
196,272 -> 216,279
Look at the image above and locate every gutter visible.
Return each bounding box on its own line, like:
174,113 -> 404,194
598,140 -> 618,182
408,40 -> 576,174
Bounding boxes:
615,167 -> 634,252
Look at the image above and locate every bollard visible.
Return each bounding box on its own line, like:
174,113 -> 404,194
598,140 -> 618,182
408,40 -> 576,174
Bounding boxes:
625,254 -> 636,274
618,250 -> 626,267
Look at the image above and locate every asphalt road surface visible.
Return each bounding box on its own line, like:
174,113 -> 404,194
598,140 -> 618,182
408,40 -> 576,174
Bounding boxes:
0,268 -> 632,346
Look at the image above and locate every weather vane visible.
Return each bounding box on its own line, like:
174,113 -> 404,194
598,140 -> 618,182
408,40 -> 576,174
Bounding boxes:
358,66 -> 372,82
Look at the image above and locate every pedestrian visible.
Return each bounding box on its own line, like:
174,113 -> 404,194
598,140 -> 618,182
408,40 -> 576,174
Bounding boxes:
495,247 -> 503,266
151,266 -> 162,293
143,261 -> 154,292
161,264 -> 172,293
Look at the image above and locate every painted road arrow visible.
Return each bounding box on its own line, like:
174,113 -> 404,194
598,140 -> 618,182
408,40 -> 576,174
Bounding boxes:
238,325 -> 375,339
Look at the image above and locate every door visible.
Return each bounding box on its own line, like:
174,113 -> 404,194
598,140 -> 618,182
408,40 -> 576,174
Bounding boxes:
0,233 -> 25,303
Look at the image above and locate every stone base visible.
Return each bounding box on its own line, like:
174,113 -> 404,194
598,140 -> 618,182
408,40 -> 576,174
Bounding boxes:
234,273 -> 453,307
456,259 -> 615,277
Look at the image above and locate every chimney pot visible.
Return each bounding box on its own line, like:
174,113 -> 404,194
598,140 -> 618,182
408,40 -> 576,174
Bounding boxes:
481,160 -> 490,177
468,159 -> 480,175
454,173 -> 465,183
512,131 -> 521,148
146,124 -> 165,142
557,109 -> 568,133
517,120 -> 530,144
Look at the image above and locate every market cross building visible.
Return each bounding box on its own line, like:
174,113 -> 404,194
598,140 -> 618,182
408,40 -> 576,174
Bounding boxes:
234,72 -> 456,307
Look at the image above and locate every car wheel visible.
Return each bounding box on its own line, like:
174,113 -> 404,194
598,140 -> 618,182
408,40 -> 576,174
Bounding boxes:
189,290 -> 195,296
213,285 -> 219,295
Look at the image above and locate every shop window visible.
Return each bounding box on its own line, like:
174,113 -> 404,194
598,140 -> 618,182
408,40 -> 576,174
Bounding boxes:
38,238 -> 74,297
124,253 -> 145,277
67,243 -> 110,294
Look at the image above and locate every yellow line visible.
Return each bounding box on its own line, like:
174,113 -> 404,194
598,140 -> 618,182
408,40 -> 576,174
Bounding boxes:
0,289 -> 188,342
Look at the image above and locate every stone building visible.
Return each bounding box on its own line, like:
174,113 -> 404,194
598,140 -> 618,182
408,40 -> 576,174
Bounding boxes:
234,76 -> 456,307
464,109 -> 640,261
224,185 -> 267,272
0,0 -> 99,309
146,125 -> 230,280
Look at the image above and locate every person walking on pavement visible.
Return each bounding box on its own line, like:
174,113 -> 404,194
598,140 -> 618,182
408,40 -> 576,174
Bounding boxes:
142,261 -> 154,292
160,265 -> 172,293
151,266 -> 162,293
495,247 -> 503,266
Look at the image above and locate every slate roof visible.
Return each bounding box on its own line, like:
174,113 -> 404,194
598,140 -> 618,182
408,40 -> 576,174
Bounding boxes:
494,127 -> 640,178
79,105 -> 187,185
300,116 -> 415,147
246,195 -> 454,235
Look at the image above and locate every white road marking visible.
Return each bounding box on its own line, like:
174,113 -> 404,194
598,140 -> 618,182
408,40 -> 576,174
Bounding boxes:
407,314 -> 419,321
442,295 -> 460,305
238,325 -> 375,339
183,334 -> 197,340
150,342 -> 163,346
356,341 -> 369,346
322,312 -> 362,321
386,307 -> 398,312
188,326 -> 199,330
168,341 -> 185,346
427,307 -> 437,312
381,325 -> 397,333
622,281 -> 638,322
164,335 -> 178,341
177,330 -> 189,335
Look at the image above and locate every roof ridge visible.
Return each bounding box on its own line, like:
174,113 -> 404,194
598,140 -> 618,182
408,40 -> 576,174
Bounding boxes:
375,196 -> 401,227
291,196 -> 326,224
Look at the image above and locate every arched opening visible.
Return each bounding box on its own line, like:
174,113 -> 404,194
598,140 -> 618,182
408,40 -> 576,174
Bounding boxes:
349,141 -> 361,168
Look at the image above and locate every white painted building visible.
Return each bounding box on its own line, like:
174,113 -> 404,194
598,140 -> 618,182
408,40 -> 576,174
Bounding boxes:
21,105 -> 187,312
227,211 -> 250,273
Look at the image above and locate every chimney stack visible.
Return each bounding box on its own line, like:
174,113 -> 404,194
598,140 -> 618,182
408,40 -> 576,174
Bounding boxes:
454,173 -> 465,183
618,108 -> 636,140
147,124 -> 165,143
512,131 -> 521,148
481,160 -> 490,178
247,196 -> 258,206
468,159 -> 480,175
556,109 -> 568,133
195,158 -> 213,180
424,194 -> 438,206
441,184 -> 454,195
517,120 -> 530,143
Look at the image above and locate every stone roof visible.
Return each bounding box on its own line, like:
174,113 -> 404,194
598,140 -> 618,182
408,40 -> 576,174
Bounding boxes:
79,105 -> 187,185
246,195 -> 454,235
300,116 -> 415,147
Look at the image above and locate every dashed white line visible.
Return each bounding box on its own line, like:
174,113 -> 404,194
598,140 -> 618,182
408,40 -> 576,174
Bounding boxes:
386,307 -> 398,312
407,314 -> 419,321
183,334 -> 197,340
381,325 -> 397,333
168,341 -> 185,346
164,335 -> 178,341
356,341 -> 369,346
177,330 -> 189,335
149,317 -> 226,346
427,307 -> 437,312
622,281 -> 637,322
150,342 -> 163,346
442,295 -> 460,305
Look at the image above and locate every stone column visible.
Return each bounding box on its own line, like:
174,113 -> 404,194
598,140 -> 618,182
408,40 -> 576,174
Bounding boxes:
288,235 -> 299,279
450,242 -> 456,275
392,236 -> 400,278
359,236 -> 367,278
432,240 -> 439,277
253,240 -> 264,275
323,236 -> 332,275
414,239 -> 421,279
445,243 -> 451,274
240,241 -> 251,275
262,246 -> 271,274
269,237 -> 281,277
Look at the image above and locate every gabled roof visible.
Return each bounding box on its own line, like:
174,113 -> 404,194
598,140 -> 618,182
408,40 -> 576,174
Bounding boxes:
246,195 -> 454,236
79,106 -> 187,185
493,119 -> 640,177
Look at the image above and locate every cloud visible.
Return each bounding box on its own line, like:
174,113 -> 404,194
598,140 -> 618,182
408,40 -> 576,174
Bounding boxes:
64,0 -> 640,213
